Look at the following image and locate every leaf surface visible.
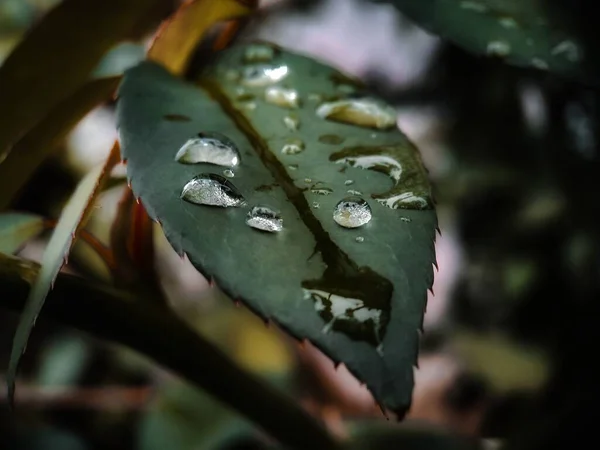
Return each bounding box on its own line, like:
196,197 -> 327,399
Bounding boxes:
0,213 -> 45,254
117,43 -> 437,414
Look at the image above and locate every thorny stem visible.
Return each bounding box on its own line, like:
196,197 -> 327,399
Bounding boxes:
0,254 -> 341,450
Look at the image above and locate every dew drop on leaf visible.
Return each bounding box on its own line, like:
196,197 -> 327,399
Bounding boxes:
241,64 -> 289,87
333,197 -> 372,228
245,205 -> 283,233
175,132 -> 240,167
347,189 -> 362,196
486,41 -> 511,57
281,138 -> 305,155
265,86 -> 300,108
223,169 -> 235,178
312,201 -> 320,209
181,173 -> 245,207
344,179 -> 354,186
311,187 -> 333,196
243,44 -> 276,63
316,97 -> 397,130
283,114 -> 300,131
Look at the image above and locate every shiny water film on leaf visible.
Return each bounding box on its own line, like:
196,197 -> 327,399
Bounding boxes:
174,132 -> 241,167
117,41 -> 437,415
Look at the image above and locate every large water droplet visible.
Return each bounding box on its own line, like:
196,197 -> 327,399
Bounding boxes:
333,197 -> 372,228
241,64 -> 289,87
281,138 -> 305,155
246,205 -> 283,233
330,144 -> 433,210
316,97 -> 397,130
181,173 -> 245,207
265,86 -> 300,108
283,114 -> 300,131
175,132 -> 240,167
243,44 -> 276,63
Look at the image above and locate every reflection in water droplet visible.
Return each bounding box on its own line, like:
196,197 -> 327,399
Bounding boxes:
344,180 -> 354,186
312,202 -> 320,209
223,169 -> 235,178
241,64 -> 289,87
311,187 -> 333,196
333,197 -> 372,228
243,44 -> 275,63
316,97 -> 397,130
181,173 -> 245,207
355,236 -> 364,243
246,206 -> 283,233
281,138 -> 305,155
265,86 -> 300,108
486,41 -> 510,57
400,217 -> 411,223
283,115 -> 300,131
318,134 -> 345,145
347,189 -> 362,196
175,132 -> 240,167
330,144 -> 433,210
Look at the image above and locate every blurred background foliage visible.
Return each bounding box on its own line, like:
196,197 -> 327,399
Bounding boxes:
1,0 -> 599,449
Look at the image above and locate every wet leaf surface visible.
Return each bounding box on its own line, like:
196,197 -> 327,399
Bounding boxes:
117,42 -> 437,414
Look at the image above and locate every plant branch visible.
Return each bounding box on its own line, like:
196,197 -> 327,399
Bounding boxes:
0,254 -> 341,450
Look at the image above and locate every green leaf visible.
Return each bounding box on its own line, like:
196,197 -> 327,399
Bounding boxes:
0,0 -> 163,158
373,0 -> 594,83
7,148 -> 119,404
0,212 -> 45,254
117,43 -> 437,415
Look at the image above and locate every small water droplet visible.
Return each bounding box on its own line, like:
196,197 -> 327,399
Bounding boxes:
246,205 -> 283,233
265,86 -> 300,108
318,134 -> 345,145
175,132 -> 240,167
347,189 -> 362,196
288,164 -> 298,170
311,187 -> 333,196
551,40 -> 581,62
400,217 -> 411,223
181,173 -> 245,207
531,58 -> 549,70
283,114 -> 300,131
241,64 -> 289,87
498,17 -> 518,28
333,197 -> 372,228
304,178 -> 313,184
355,236 -> 364,243
486,41 -> 510,57
459,1 -> 487,12
316,97 -> 397,130
344,180 -> 354,186
243,44 -> 276,63
223,169 -> 235,178
281,138 -> 305,155
312,201 -> 320,209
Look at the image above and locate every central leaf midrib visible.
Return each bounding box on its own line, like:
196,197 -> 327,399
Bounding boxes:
198,78 -> 357,274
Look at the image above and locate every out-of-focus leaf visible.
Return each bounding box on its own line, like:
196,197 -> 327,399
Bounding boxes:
373,0 -> 596,83
117,42 -> 437,415
147,0 -> 255,75
0,77 -> 120,210
0,0 -> 163,158
93,43 -> 146,78
0,212 -> 44,254
7,145 -> 120,404
35,334 -> 90,387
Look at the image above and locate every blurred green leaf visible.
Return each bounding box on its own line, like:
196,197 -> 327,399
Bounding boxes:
0,76 -> 120,210
117,42 -> 437,415
374,0 -> 594,83
7,146 -> 120,404
0,212 -> 44,254
0,0 -> 163,159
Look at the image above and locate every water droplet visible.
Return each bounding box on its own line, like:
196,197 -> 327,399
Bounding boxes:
531,58 -> 549,70
304,178 -> 313,184
486,41 -> 510,57
459,1 -> 487,12
243,44 -> 276,63
281,138 -> 305,155
175,132 -> 240,167
223,169 -> 235,178
181,173 -> 245,207
551,40 -> 581,62
241,64 -> 289,87
347,189 -> 362,196
316,97 -> 397,130
311,187 -> 333,196
245,205 -> 283,233
330,144 -> 433,210
355,236 -> 364,243
312,202 -> 320,209
264,86 -> 300,108
498,17 -> 518,28
344,179 -> 354,186
400,217 -> 411,223
333,197 -> 372,228
288,164 -> 298,171
283,114 -> 300,131
318,134 -> 345,145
